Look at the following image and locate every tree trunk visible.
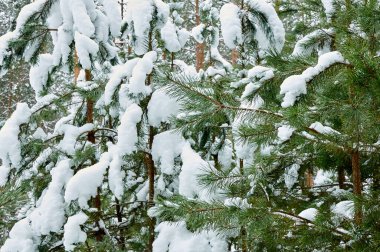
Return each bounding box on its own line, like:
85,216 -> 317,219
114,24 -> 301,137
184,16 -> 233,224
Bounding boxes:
351,150 -> 362,225
304,168 -> 314,188
115,198 -> 125,248
144,126 -> 156,251
195,0 -> 204,71
241,227 -> 248,252
231,49 -> 239,65
145,30 -> 156,252
338,166 -> 346,189
74,51 -> 104,241
275,0 -> 281,12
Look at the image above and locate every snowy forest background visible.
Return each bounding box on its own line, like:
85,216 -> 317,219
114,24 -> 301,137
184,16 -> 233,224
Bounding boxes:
0,0 -> 379,251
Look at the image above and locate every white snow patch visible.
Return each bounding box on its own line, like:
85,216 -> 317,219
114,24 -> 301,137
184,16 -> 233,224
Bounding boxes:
299,208 -> 318,221
220,3 -> 243,49
63,212 -> 88,251
284,164 -> 300,189
153,221 -> 227,252
152,131 -> 185,175
0,103 -> 31,186
280,51 -> 346,107
148,89 -> 180,127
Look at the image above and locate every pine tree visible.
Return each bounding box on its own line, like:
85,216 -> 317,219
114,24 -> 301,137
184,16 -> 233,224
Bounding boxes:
0,0 -> 379,251
153,0 -> 380,251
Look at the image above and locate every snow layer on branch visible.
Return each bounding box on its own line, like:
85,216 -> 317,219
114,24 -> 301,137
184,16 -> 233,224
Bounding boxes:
310,122 -> 340,135
154,0 -> 170,28
108,145 -> 124,199
102,0 -> 122,36
15,0 -> 48,34
56,124 -> 94,155
246,0 -> 285,52
74,32 -> 99,69
69,0 -> 96,37
0,0 -> 47,66
210,46 -> 232,71
125,0 -> 153,55
29,160 -> 73,235
153,221 -> 228,252
241,66 -> 274,98
125,0 -> 168,55
65,152 -> 111,208
280,51 -> 346,108
117,103 -> 143,155
292,29 -> 335,57
331,201 -> 354,219
161,19 -> 182,52
63,212 -> 88,251
220,3 -> 243,49
0,33 -> 14,67
29,54 -> 54,99
191,24 -> 205,43
248,66 -> 275,80
148,89 -> 180,127
299,208 -> 318,221
277,125 -> 295,142
224,197 -> 252,209
284,164 -> 300,189
314,170 -> 333,186
108,103 -> 142,198
152,131 -> 185,175
0,103 -> 31,186
0,219 -> 36,252
321,0 -> 335,21
104,58 -> 140,105
129,51 -> 157,96
179,143 -> 218,201
52,26 -> 73,66
173,60 -> 199,79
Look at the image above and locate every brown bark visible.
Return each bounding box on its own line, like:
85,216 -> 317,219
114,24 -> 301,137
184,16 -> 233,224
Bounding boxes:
74,51 -> 104,240
231,49 -> 239,65
7,79 -> 13,117
145,32 -> 156,251
93,189 -> 105,241
145,125 -> 156,252
239,159 -> 244,174
338,166 -> 346,189
171,52 -> 175,70
74,51 -> 81,82
145,152 -> 156,252
241,227 -> 248,252
195,0 -> 204,71
275,0 -> 281,12
304,168 -> 314,188
351,150 -> 362,225
115,198 -> 125,248
120,0 -> 124,20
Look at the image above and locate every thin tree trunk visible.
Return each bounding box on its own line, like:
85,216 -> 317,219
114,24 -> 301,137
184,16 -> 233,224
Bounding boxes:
120,0 -> 124,20
241,227 -> 248,252
115,198 -> 125,248
351,150 -> 362,225
231,49 -> 239,65
239,159 -> 247,251
338,166 -> 346,189
195,0 -> 204,71
7,78 -> 13,117
145,29 -> 156,252
275,0 -> 281,12
171,52 -> 175,70
304,168 -> 314,188
74,51 -> 104,241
